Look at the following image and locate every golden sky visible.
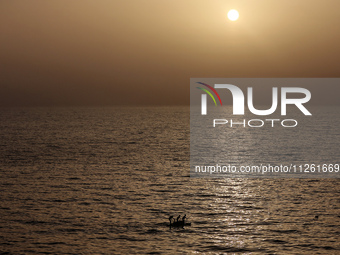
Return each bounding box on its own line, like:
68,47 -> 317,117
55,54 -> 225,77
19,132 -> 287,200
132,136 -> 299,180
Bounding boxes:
1,0 -> 340,106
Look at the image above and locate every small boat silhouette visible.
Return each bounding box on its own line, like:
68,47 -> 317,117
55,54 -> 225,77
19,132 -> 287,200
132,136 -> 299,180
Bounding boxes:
168,214 -> 191,228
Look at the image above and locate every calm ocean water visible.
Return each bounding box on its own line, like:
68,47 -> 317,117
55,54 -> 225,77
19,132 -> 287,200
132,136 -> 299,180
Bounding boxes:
0,107 -> 339,254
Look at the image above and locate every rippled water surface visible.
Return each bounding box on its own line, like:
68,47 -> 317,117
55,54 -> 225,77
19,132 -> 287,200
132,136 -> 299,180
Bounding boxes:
0,107 -> 339,254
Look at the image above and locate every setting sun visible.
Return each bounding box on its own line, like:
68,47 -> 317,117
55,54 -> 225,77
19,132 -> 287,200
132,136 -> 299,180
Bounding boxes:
228,9 -> 239,21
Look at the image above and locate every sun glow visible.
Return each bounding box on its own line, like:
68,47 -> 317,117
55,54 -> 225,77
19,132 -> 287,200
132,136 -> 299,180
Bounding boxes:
228,9 -> 239,21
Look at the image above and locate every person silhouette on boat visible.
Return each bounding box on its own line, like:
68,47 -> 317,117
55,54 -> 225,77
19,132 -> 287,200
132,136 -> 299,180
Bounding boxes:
169,214 -> 188,228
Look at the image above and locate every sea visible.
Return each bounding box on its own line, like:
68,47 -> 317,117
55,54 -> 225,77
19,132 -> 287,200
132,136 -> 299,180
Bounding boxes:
0,107 -> 339,254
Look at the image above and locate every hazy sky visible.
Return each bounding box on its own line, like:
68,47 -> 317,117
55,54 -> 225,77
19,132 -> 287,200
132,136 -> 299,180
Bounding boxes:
1,0 -> 340,106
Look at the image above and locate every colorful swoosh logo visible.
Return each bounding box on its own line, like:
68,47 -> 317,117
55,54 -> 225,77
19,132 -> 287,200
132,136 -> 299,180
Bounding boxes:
196,82 -> 223,106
